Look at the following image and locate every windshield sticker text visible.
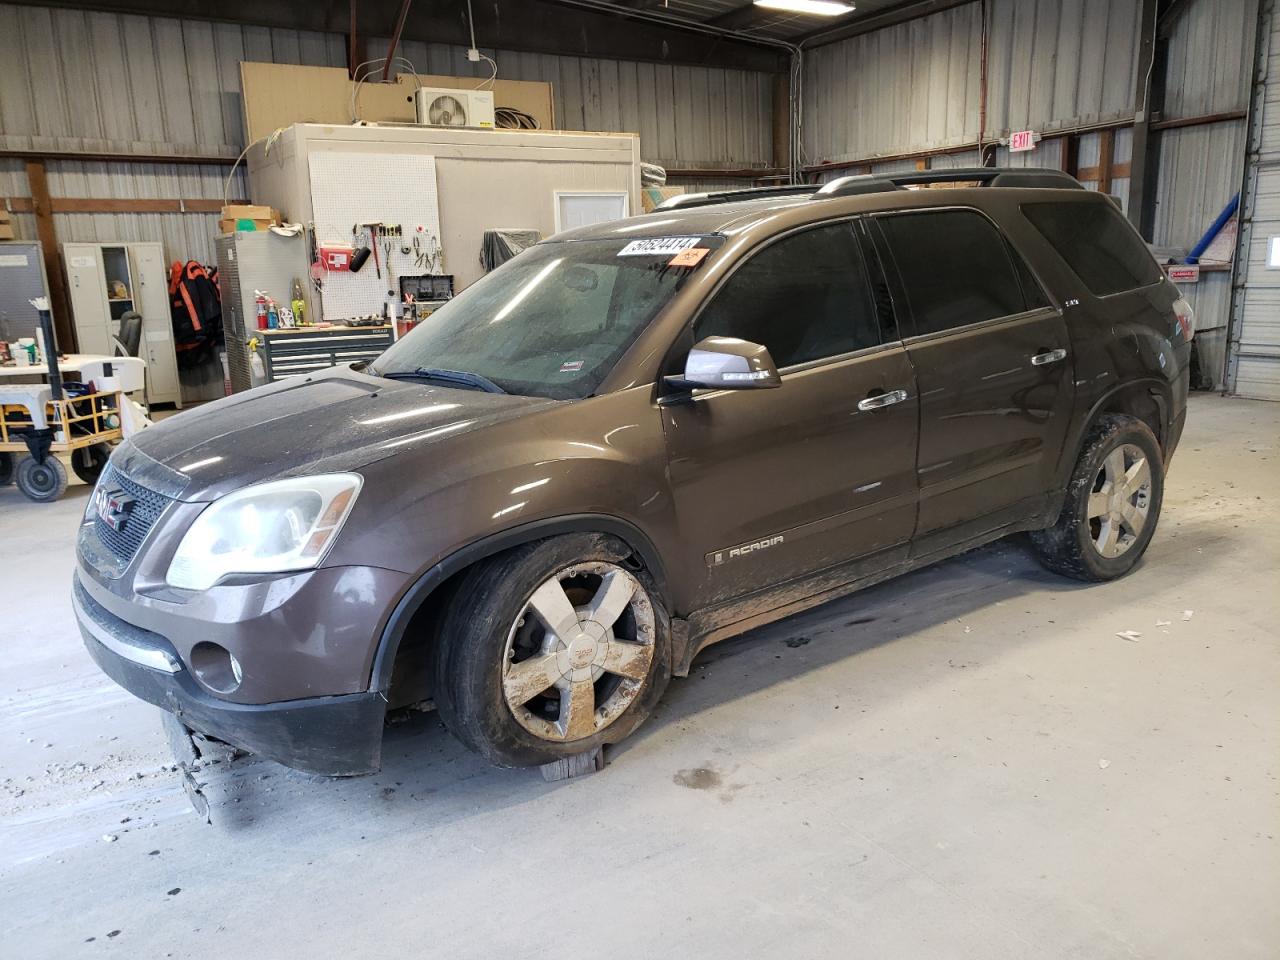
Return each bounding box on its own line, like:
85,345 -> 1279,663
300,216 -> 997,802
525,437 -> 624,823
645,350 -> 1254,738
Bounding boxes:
618,237 -> 702,257
558,360 -> 585,373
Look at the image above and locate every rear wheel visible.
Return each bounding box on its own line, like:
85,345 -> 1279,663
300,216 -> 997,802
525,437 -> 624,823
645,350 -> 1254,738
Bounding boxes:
71,443 -> 111,485
1030,414 -> 1164,581
432,534 -> 671,768
14,455 -> 68,503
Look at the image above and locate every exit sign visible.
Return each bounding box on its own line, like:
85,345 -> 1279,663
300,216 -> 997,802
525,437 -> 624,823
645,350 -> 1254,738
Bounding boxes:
1009,130 -> 1036,152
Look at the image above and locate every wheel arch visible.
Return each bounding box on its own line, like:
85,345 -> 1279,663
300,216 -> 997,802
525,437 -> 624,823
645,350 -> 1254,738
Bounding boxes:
368,513 -> 670,697
1058,378 -> 1171,489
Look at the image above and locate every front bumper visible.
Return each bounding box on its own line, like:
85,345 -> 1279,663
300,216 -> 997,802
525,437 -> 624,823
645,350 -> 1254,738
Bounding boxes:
74,578 -> 385,776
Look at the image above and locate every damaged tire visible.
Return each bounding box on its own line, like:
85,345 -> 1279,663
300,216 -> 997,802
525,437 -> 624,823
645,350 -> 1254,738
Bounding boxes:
432,533 -> 671,768
1031,414 -> 1164,582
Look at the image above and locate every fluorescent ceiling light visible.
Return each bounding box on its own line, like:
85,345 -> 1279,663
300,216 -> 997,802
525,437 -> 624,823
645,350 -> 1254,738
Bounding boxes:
753,0 -> 854,15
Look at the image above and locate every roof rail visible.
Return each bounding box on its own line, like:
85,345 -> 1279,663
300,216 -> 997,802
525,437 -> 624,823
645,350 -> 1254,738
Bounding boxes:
653,184 -> 821,211
815,167 -> 1084,199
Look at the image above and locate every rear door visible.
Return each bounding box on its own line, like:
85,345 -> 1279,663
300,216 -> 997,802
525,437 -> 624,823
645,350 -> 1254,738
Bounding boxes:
874,207 -> 1074,549
661,219 -> 918,609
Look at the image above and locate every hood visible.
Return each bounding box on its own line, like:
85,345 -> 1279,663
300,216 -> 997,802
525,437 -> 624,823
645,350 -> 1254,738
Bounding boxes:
123,367 -> 555,502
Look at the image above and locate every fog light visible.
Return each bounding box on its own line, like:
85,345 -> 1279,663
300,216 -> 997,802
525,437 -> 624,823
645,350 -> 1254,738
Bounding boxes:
189,641 -> 243,694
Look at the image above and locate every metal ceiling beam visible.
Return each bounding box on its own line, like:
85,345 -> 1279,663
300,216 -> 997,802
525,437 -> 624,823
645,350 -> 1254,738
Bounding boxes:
798,0 -> 976,47
18,0 -> 788,71
382,0 -> 413,79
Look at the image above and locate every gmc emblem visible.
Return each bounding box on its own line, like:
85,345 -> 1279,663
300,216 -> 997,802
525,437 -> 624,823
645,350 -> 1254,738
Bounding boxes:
94,487 -> 135,533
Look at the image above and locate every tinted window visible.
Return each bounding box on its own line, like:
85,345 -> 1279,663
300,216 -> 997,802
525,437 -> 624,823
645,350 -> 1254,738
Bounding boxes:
878,210 -> 1028,336
1022,200 -> 1162,296
693,222 -> 879,368
1011,246 -> 1051,309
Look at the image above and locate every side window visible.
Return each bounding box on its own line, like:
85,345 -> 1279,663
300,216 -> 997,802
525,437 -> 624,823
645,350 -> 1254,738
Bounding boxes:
1022,200 -> 1162,296
693,221 -> 880,368
877,210 -> 1028,337
1010,244 -> 1051,309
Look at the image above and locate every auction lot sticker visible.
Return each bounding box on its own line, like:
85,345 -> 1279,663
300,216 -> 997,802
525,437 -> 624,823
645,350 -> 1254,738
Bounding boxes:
618,237 -> 702,257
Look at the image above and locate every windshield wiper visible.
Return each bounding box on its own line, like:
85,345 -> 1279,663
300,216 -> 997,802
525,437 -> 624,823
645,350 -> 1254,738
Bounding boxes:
378,367 -> 506,394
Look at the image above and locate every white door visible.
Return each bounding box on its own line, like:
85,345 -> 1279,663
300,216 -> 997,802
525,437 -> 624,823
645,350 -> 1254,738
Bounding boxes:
63,243 -> 111,355
129,244 -> 182,407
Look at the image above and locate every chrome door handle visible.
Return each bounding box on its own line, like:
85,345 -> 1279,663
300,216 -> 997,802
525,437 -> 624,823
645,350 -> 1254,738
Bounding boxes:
1031,348 -> 1067,366
857,389 -> 909,412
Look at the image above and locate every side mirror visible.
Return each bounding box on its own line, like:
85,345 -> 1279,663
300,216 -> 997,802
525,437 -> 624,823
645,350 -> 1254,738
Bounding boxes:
663,336 -> 782,393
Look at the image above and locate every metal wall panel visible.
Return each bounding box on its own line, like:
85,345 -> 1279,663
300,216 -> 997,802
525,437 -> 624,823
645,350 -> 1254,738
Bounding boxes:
802,0 -> 1141,165
803,2 -> 981,165
1164,0 -> 1259,119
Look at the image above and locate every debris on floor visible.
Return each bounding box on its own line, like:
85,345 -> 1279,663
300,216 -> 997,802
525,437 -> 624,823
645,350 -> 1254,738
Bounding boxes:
1116,630 -> 1142,642
1098,759 -> 1111,769
1183,609 -> 1195,621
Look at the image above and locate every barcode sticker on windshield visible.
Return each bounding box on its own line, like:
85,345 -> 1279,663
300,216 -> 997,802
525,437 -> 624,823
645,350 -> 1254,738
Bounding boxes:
617,237 -> 702,257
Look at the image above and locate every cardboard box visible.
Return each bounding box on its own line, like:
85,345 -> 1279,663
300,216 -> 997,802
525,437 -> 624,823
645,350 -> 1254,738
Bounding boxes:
0,209 -> 13,240
642,186 -> 685,213
219,204 -> 280,234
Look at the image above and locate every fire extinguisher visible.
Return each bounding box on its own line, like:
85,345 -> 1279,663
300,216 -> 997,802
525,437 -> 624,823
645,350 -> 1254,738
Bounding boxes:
255,290 -> 268,330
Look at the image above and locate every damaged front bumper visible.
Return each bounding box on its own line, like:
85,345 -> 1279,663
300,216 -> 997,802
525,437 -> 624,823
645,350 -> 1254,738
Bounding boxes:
74,577 -> 385,776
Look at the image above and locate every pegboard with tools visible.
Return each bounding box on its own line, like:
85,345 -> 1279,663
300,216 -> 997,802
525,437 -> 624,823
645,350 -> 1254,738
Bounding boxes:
307,152 -> 445,324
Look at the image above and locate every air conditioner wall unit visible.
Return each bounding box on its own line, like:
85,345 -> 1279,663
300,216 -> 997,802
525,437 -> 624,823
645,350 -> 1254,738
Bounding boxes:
414,87 -> 496,129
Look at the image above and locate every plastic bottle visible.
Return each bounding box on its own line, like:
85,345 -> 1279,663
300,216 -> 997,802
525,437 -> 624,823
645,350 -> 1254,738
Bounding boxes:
255,290 -> 268,330
266,299 -> 279,330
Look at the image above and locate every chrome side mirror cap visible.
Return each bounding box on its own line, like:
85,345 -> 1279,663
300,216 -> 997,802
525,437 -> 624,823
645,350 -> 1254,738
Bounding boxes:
664,336 -> 782,393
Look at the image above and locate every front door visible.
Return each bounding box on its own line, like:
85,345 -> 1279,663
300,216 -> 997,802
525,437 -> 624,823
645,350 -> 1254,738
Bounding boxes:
874,208 -> 1075,548
661,220 -> 919,610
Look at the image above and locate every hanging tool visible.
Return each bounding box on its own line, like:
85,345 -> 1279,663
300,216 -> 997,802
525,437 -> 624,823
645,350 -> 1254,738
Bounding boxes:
383,236 -> 395,297
370,225 -> 382,279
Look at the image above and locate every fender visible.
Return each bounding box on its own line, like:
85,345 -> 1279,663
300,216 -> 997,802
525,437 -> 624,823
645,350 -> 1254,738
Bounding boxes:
1054,376 -> 1171,493
367,513 -> 670,695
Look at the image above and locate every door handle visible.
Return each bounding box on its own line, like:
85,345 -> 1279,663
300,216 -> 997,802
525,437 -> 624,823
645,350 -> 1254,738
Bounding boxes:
857,389 -> 909,412
1031,348 -> 1067,366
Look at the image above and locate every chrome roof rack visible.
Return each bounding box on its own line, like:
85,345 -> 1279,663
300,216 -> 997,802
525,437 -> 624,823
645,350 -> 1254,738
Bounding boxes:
653,184 -> 821,211
815,167 -> 1085,199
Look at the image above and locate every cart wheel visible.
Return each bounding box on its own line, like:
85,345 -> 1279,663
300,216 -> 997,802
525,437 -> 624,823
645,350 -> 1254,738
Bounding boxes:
0,453 -> 14,486
71,443 -> 111,485
15,455 -> 68,503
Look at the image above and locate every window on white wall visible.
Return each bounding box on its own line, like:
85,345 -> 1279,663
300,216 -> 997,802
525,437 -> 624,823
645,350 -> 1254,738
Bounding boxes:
1268,236 -> 1280,270
555,192 -> 629,233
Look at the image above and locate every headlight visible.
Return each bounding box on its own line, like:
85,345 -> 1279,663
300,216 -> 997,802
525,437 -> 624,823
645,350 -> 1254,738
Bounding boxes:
166,474 -> 362,591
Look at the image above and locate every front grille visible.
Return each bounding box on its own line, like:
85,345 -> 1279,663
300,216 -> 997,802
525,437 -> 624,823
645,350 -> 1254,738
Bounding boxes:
93,464 -> 172,564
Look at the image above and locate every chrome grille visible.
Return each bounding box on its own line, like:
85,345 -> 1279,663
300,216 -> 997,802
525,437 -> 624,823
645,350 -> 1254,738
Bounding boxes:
93,463 -> 171,564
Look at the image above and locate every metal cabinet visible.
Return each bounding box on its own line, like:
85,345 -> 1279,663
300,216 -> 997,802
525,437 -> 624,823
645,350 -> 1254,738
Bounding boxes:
63,241 -> 182,408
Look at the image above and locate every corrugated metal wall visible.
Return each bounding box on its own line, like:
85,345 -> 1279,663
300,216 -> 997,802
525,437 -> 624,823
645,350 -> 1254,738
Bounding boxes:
0,3 -> 774,266
802,0 -> 1142,166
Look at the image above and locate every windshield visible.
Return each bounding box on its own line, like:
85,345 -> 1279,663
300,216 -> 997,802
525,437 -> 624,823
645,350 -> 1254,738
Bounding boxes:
369,237 -> 717,399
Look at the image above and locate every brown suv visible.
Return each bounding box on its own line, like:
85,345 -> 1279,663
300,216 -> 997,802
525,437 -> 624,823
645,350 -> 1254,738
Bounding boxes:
75,168 -> 1193,775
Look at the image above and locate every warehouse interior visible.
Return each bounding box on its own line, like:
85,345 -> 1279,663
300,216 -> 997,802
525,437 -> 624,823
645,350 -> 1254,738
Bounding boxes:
0,0 -> 1277,956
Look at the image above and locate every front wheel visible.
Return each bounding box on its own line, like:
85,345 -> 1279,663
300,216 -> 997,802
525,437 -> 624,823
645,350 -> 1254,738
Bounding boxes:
1030,414 -> 1164,581
433,534 -> 671,768
14,455 -> 68,503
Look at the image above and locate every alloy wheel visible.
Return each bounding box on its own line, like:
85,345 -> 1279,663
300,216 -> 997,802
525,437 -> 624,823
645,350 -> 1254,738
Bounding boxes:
1087,442 -> 1153,559
502,561 -> 655,742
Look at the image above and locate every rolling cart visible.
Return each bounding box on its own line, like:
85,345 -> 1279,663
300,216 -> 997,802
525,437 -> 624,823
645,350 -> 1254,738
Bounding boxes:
0,301 -> 126,502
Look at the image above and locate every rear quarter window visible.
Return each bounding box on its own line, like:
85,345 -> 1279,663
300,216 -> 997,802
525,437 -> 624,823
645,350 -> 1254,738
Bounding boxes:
1022,200 -> 1162,297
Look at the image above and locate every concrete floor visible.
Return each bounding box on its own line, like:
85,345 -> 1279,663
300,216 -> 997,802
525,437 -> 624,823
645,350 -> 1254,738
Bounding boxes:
1,393 -> 1277,958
